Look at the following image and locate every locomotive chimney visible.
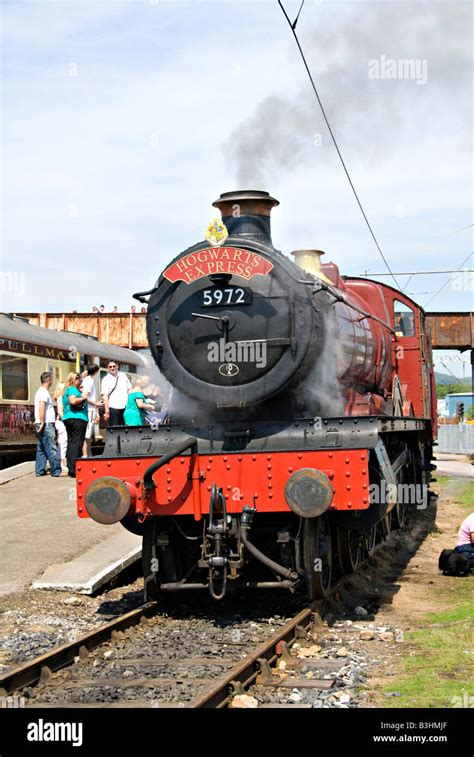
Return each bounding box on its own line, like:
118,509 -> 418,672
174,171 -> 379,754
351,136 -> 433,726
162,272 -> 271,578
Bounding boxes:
212,190 -> 279,247
291,249 -> 332,283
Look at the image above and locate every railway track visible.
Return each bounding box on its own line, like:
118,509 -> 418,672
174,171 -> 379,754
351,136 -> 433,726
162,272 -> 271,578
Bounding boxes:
0,602 -> 159,701
192,607 -> 330,708
1,512 -> 421,709
0,596 -> 369,709
0,518 -> 415,710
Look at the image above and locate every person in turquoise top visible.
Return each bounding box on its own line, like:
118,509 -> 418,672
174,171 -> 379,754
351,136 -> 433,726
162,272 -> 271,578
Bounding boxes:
63,378 -> 88,422
124,376 -> 156,426
62,372 -> 88,477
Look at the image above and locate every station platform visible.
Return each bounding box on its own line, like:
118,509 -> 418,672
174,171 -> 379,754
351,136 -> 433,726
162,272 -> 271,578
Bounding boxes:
0,463 -> 141,597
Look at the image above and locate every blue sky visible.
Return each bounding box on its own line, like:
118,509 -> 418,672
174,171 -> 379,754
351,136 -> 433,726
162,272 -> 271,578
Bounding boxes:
1,0 -> 472,377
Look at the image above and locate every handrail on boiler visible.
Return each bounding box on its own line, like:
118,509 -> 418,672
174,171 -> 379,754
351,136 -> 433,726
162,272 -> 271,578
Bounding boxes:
296,278 -> 396,335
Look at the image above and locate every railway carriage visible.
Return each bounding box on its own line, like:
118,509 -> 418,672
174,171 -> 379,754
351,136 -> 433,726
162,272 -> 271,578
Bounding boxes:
77,191 -> 437,599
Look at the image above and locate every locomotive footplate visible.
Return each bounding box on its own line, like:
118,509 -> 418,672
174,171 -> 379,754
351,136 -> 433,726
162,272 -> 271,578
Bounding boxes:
101,416 -> 382,458
99,415 -> 429,459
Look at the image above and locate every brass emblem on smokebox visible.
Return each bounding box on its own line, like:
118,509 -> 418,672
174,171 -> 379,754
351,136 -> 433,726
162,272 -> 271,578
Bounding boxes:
219,363 -> 239,377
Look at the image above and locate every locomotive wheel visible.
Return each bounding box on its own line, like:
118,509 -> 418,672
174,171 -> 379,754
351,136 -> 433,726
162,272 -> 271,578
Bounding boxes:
142,517 -> 201,601
337,527 -> 362,574
392,465 -> 409,529
142,518 -> 179,602
393,500 -> 407,530
363,524 -> 378,559
381,509 -> 392,539
121,514 -> 146,536
303,514 -> 333,600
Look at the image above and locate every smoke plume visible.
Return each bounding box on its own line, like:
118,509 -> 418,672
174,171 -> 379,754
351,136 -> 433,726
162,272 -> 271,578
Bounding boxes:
225,1 -> 471,186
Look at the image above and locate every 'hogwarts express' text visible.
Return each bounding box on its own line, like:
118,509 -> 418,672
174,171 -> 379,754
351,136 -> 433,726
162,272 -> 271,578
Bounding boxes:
163,247 -> 274,283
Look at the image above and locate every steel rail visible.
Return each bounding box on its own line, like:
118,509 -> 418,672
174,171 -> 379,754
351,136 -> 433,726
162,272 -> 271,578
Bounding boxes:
190,607 -> 314,708
0,601 -> 158,696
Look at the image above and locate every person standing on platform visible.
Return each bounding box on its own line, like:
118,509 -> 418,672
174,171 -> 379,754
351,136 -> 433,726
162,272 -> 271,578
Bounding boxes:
53,382 -> 68,471
34,372 -> 63,477
62,372 -> 88,478
101,361 -> 131,426
81,364 -> 103,457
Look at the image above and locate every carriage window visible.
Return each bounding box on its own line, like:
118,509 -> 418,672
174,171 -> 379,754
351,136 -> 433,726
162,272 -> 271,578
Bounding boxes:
393,300 -> 415,337
0,355 -> 29,400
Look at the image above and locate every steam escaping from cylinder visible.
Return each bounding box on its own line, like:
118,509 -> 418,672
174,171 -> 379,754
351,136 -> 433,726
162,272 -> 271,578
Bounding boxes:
296,306 -> 345,418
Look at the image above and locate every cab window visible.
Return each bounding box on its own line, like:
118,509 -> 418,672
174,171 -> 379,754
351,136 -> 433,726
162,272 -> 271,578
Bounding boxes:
394,300 -> 415,337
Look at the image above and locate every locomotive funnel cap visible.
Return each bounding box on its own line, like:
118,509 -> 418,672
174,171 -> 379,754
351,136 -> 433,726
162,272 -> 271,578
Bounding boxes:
212,190 -> 279,246
212,190 -> 279,216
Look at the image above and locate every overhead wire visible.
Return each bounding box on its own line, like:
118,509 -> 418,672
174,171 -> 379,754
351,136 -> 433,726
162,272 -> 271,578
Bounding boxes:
439,359 -> 465,384
423,252 -> 473,308
277,0 -> 402,291
361,269 -> 474,276
449,223 -> 474,235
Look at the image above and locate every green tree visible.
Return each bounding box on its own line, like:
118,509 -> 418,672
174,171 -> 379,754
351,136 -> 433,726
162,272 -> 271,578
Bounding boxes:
436,382 -> 471,399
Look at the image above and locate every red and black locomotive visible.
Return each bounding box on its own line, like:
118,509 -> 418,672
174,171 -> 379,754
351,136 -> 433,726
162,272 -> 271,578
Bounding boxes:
77,190 -> 437,599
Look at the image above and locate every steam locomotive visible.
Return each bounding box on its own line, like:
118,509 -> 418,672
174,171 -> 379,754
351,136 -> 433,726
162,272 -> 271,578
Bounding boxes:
77,190 -> 437,599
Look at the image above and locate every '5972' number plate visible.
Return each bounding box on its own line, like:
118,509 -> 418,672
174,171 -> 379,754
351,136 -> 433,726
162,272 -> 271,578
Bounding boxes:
201,287 -> 252,307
